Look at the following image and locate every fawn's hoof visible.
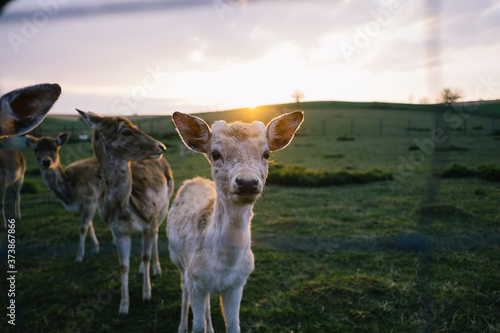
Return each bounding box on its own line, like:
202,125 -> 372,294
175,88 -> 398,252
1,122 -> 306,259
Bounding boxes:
116,312 -> 127,321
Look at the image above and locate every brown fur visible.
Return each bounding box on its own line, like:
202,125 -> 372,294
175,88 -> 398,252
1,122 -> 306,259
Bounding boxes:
26,133 -> 102,262
78,110 -> 173,319
0,83 -> 61,137
0,149 -> 26,227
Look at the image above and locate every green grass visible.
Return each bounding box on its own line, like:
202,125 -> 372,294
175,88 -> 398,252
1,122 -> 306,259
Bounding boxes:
1,101 -> 500,332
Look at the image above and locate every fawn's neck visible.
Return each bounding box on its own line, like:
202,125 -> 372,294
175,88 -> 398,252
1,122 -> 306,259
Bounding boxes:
41,160 -> 73,206
211,194 -> 253,249
92,133 -> 132,212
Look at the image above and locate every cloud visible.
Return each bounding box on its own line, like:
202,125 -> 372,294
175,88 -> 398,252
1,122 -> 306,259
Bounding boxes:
1,0 -> 499,113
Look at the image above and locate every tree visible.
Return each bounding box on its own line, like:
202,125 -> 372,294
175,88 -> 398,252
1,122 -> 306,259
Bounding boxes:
419,97 -> 430,104
441,88 -> 462,105
291,90 -> 304,103
408,94 -> 414,104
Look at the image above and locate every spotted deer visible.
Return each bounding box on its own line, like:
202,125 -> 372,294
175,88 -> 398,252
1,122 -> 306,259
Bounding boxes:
78,110 -> 174,319
26,133 -> 102,262
168,111 -> 303,333
0,83 -> 61,228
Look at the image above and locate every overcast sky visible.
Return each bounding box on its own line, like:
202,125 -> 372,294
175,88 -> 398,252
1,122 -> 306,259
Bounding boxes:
0,0 -> 499,115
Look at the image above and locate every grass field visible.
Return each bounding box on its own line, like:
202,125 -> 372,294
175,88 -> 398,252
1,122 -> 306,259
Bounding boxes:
1,101 -> 499,332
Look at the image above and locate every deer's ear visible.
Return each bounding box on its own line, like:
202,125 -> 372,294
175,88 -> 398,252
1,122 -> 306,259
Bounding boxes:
25,134 -> 38,147
0,83 -> 61,136
77,109 -> 103,129
172,111 -> 211,153
266,111 -> 304,151
56,132 -> 69,146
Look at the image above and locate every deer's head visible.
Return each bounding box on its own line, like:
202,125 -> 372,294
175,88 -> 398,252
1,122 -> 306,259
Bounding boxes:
77,110 -> 166,162
26,133 -> 68,170
173,111 -> 303,205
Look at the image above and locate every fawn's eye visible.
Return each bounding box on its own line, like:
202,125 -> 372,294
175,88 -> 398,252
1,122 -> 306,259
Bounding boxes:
263,150 -> 270,160
121,129 -> 133,136
211,150 -> 222,161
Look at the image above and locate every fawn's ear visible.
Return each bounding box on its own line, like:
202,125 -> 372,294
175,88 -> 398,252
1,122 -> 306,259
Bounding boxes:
77,109 -> 103,130
172,111 -> 211,153
266,111 -> 304,151
56,132 -> 69,146
0,83 -> 61,137
25,134 -> 38,147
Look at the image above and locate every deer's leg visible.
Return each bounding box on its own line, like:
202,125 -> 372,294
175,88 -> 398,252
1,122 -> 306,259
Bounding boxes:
221,286 -> 243,333
114,233 -> 132,320
88,205 -> 100,255
178,272 -> 190,333
12,181 -> 22,222
205,292 -> 214,333
140,227 -> 155,303
88,221 -> 100,255
0,185 -> 6,228
152,231 -> 162,276
189,285 -> 208,333
76,208 -> 99,263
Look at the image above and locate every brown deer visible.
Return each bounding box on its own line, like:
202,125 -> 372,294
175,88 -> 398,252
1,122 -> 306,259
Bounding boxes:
26,133 -> 101,262
77,109 -> 174,319
168,111 -> 303,333
1,83 -> 61,228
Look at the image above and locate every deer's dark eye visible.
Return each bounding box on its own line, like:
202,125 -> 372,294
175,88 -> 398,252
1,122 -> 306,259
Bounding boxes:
263,150 -> 270,160
122,129 -> 133,136
211,150 -> 222,161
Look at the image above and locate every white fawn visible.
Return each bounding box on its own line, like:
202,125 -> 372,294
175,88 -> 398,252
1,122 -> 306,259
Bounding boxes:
168,111 -> 303,333
78,110 -> 174,319
0,83 -> 61,228
26,133 -> 102,262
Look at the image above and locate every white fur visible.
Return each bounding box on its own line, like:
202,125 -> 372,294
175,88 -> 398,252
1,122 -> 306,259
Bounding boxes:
168,111 -> 303,333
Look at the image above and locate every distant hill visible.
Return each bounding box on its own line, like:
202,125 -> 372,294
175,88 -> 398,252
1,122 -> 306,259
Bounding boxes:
32,100 -> 500,139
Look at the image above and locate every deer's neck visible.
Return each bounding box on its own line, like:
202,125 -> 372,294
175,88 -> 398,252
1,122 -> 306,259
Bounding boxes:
100,154 -> 132,212
92,133 -> 132,213
211,194 -> 253,249
41,161 -> 73,206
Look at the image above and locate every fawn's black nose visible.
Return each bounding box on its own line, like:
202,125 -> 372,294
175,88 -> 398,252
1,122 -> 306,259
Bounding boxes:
41,159 -> 51,168
235,177 -> 260,194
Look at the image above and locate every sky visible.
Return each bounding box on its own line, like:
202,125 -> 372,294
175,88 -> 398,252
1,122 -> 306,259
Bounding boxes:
0,0 -> 499,115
